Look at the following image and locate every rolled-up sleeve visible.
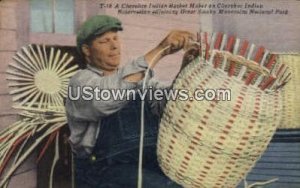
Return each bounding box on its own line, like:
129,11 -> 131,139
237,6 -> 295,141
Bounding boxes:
66,56 -> 154,121
122,56 -> 154,79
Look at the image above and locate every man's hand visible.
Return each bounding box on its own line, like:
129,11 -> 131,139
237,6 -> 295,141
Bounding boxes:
145,30 -> 196,68
158,30 -> 196,56
180,44 -> 200,71
124,30 -> 196,83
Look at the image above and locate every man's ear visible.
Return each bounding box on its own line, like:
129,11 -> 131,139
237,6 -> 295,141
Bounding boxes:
81,44 -> 91,57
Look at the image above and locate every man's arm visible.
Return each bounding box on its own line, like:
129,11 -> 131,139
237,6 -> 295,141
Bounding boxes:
66,30 -> 197,121
123,30 -> 196,83
66,57 -> 152,121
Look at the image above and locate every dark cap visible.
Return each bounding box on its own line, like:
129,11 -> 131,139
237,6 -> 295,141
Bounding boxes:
76,15 -> 123,54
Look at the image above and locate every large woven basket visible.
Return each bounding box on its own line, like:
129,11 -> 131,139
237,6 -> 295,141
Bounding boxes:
157,32 -> 291,188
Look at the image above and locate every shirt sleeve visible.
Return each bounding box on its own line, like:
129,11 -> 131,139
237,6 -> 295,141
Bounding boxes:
66,56 -> 154,121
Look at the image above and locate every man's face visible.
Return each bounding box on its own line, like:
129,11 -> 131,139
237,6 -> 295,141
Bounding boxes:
83,31 -> 121,73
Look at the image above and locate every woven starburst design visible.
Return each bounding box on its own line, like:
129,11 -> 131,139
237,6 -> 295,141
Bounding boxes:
0,44 -> 78,188
6,44 -> 77,110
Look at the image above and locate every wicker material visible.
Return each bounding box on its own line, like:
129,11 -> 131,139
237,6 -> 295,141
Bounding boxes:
6,44 -> 77,111
0,45 -> 77,187
157,32 -> 291,188
277,54 -> 300,129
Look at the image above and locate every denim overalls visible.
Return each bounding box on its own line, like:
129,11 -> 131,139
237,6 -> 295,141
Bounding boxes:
74,97 -> 181,188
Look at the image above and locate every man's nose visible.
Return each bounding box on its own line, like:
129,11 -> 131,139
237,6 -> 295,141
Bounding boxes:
110,40 -> 119,50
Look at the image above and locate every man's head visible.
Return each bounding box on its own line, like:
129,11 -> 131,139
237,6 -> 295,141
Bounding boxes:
77,15 -> 123,74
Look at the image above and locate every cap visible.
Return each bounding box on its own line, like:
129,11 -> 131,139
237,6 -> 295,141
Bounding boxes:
76,15 -> 123,54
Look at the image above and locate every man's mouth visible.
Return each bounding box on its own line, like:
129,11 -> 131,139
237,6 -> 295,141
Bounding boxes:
109,54 -> 120,57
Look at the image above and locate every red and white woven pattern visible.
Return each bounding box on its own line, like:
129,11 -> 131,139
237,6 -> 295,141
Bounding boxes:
157,32 -> 291,188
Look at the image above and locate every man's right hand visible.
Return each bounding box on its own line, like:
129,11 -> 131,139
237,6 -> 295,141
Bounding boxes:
145,30 -> 196,68
124,30 -> 197,83
158,30 -> 196,56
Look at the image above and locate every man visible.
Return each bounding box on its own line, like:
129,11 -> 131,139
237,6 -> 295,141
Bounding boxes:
66,15 -> 198,188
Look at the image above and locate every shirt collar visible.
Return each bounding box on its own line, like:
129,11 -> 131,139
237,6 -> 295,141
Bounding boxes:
86,64 -> 104,76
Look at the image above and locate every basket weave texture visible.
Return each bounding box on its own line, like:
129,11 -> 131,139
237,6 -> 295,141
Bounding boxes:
277,54 -> 300,129
157,32 -> 291,188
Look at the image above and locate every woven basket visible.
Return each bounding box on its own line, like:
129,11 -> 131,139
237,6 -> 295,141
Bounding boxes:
157,32 -> 291,188
276,53 -> 300,129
